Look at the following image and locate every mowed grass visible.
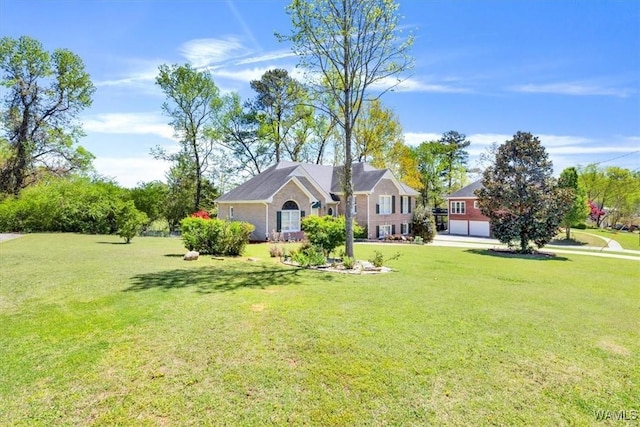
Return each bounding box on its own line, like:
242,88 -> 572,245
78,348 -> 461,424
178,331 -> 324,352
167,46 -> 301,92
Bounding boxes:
1,234 -> 638,426
579,229 -> 640,250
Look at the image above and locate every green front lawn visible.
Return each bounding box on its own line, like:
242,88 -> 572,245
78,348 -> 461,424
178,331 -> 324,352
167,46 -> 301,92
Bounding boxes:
581,228 -> 640,250
1,234 -> 638,425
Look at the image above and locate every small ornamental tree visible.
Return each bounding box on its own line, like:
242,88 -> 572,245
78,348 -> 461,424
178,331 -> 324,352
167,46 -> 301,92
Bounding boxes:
558,167 -> 589,239
301,215 -> 363,257
411,204 -> 437,243
116,201 -> 149,243
476,131 -> 572,253
588,200 -> 606,224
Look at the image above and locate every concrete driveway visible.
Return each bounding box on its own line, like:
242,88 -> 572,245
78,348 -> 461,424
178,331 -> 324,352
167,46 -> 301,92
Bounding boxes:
0,233 -> 23,243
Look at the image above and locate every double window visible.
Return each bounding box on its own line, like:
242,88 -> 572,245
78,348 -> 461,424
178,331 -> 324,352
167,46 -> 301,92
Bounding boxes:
450,201 -> 466,214
379,224 -> 392,237
379,195 -> 392,215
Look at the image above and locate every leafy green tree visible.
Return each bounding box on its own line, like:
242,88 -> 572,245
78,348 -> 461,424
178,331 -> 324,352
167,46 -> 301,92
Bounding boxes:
163,154 -> 219,231
250,68 -> 310,162
129,181 -> 169,223
439,130 -> 470,194
411,141 -> 451,207
386,140 -> 421,192
604,166 -> 640,228
578,164 -> 611,227
353,99 -> 404,169
477,131 -> 571,253
0,36 -> 95,195
282,0 -> 414,258
558,167 -> 589,239
155,63 -> 223,211
116,201 -> 148,243
218,92 -> 272,176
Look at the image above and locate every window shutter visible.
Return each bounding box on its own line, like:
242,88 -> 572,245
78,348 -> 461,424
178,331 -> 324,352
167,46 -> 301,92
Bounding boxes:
376,225 -> 380,238
392,224 -> 396,235
392,196 -> 396,214
376,204 -> 379,214
408,223 -> 413,235
276,211 -> 282,232
408,197 -> 412,214
301,210 -> 305,218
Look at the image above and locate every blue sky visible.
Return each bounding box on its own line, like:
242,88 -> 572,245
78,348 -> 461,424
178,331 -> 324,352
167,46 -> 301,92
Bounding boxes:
1,0 -> 638,187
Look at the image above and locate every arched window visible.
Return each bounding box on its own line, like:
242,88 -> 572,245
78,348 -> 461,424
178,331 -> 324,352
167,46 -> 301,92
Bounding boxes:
327,207 -> 334,216
278,200 -> 303,232
282,200 -> 299,210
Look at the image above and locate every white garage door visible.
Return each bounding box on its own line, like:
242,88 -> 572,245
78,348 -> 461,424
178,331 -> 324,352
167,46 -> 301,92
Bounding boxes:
449,220 -> 468,235
469,221 -> 490,237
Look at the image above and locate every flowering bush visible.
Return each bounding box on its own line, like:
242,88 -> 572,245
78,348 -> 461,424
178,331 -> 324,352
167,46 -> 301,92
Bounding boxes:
190,210 -> 210,219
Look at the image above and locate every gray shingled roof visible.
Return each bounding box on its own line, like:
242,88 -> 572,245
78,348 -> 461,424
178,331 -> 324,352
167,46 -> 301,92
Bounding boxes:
216,161 -> 420,202
447,180 -> 484,198
330,163 -> 388,193
215,163 -> 298,202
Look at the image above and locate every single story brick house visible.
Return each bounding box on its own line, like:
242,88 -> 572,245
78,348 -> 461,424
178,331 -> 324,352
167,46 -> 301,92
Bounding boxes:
446,180 -> 492,237
215,161 -> 419,241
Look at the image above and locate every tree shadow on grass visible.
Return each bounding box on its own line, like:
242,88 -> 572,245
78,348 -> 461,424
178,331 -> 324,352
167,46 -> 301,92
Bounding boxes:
124,263 -> 330,294
549,238 -> 588,246
465,248 -> 571,262
96,241 -> 128,245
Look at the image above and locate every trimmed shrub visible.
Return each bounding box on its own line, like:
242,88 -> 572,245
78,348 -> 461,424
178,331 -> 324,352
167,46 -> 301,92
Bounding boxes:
180,217 -> 254,256
573,223 -> 587,230
224,221 -> 254,256
301,215 -> 363,256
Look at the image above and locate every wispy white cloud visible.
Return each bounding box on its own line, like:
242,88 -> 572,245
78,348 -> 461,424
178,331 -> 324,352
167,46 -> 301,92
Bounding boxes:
94,62 -> 162,96
511,81 -> 633,97
403,132 -> 442,146
234,50 -> 297,65
372,76 -> 471,94
180,37 -> 250,67
84,112 -> 175,141
210,66 -> 273,83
